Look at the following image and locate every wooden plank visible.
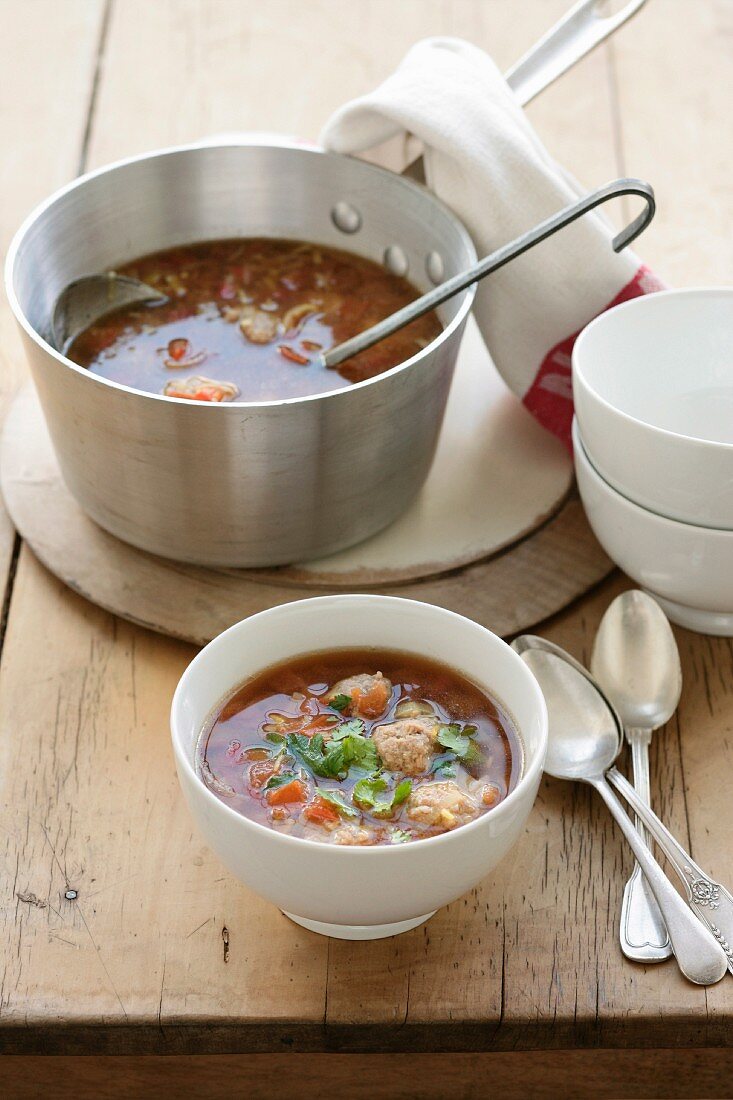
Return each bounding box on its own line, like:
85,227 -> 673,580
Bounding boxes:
0,0 -> 106,601
3,1048 -> 733,1100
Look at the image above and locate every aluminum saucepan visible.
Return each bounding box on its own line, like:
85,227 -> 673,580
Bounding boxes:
5,141 -> 477,567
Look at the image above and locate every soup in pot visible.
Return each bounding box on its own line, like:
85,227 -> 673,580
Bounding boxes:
68,238 -> 443,402
197,649 -> 521,846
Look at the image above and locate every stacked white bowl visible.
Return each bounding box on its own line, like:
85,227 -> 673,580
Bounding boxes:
572,288 -> 733,635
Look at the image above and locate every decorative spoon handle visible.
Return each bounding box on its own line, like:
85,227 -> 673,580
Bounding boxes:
619,727 -> 673,961
608,766 -> 733,974
591,776 -> 727,985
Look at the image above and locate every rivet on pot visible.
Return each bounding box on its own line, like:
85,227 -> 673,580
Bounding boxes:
331,202 -> 362,234
426,250 -> 444,284
383,245 -> 409,277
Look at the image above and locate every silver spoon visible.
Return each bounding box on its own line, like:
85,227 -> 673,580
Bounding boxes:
511,634 -> 727,986
591,590 -> 682,964
49,179 -> 655,366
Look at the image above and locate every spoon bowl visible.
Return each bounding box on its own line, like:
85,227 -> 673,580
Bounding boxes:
591,590 -> 682,730
511,637 -> 622,779
51,273 -> 168,353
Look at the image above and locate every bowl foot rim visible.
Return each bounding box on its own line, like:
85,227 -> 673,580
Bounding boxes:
645,591 -> 733,636
281,909 -> 436,939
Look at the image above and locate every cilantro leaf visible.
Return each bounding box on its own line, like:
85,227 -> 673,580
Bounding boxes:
392,778 -> 412,806
436,724 -> 482,769
353,776 -> 388,808
329,693 -> 351,713
330,718 -> 365,741
341,731 -> 378,773
316,787 -> 359,818
287,732 -> 345,778
390,828 -> 412,844
353,776 -> 412,817
436,723 -> 470,756
287,727 -> 378,781
263,772 -> 297,791
431,755 -> 457,778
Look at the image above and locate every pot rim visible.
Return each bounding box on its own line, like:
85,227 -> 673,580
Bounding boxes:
5,138 -> 478,410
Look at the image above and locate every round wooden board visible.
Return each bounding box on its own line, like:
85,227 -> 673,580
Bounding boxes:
0,385 -> 613,645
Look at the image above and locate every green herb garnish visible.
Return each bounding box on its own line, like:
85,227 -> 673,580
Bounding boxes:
316,787 -> 359,818
353,776 -> 412,817
263,772 -> 297,791
286,727 -> 378,779
390,828 -> 412,844
329,693 -> 352,713
330,718 -> 365,741
431,756 -> 457,779
265,730 -> 286,745
436,723 -> 482,769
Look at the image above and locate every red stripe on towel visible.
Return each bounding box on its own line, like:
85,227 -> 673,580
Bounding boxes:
522,265 -> 666,450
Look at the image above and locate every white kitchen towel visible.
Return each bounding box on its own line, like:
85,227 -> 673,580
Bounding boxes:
321,37 -> 663,447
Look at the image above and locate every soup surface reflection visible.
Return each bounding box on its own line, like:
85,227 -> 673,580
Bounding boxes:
68,238 -> 443,401
198,649 -> 522,846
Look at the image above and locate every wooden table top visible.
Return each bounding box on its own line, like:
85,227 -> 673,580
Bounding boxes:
1,0 -> 731,1065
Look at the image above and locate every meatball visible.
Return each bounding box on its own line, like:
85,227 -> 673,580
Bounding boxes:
406,781 -> 480,831
372,716 -> 438,776
326,672 -> 392,719
332,824 -> 375,846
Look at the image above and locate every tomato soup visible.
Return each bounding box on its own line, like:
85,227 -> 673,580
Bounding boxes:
68,238 -> 443,402
197,649 -> 521,846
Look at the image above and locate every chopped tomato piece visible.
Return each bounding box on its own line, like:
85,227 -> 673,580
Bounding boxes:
303,796 -> 340,826
163,375 -> 239,402
299,714 -> 339,738
352,679 -> 391,719
278,345 -> 310,365
167,337 -> 190,361
266,779 -> 307,806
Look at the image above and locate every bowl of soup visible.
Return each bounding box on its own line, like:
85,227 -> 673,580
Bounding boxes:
6,141 -> 476,566
171,595 -> 548,939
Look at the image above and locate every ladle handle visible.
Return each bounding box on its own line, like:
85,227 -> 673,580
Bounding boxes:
608,766 -> 733,975
591,776 -> 728,985
322,178 -> 655,370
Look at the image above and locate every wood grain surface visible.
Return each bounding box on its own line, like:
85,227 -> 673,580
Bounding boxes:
0,1 -> 732,1091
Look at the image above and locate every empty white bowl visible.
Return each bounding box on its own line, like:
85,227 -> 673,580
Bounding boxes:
171,594 -> 548,939
573,419 -> 733,635
573,288 -> 733,528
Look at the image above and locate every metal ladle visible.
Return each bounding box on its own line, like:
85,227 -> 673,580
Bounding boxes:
591,590 -> 682,964
50,178 -> 655,365
511,634 -> 728,986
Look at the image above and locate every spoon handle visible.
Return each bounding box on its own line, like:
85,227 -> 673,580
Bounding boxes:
608,766 -> 733,975
619,727 -> 673,961
591,777 -> 727,985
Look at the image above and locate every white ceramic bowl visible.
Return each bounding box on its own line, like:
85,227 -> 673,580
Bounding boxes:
573,419 -> 733,635
573,288 -> 733,528
171,594 -> 548,939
